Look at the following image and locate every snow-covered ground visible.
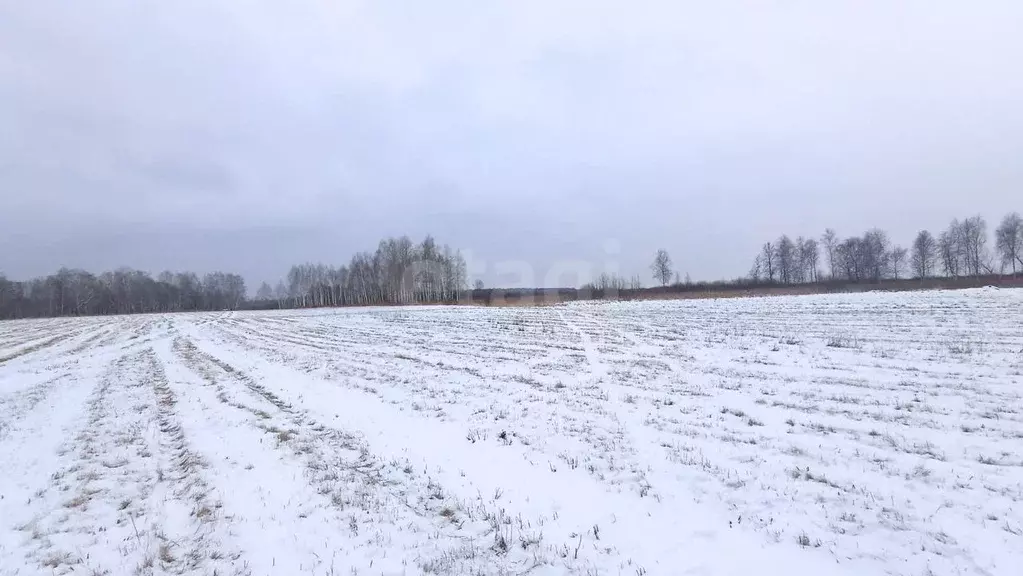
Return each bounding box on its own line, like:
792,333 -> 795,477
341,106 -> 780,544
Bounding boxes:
1,289 -> 1021,576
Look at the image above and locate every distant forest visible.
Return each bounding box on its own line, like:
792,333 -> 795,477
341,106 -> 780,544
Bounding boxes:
2,212 -> 1022,320
0,235 -> 468,320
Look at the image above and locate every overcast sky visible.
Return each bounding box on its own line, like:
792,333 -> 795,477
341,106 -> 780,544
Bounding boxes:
2,1 -> 1022,288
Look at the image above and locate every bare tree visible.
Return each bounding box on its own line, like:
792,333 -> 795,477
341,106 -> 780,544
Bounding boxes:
861,229 -> 891,281
800,238 -> 819,282
587,273 -> 631,294
793,236 -> 807,283
890,246 -> 908,280
473,279 -> 485,290
256,282 -> 274,301
761,242 -> 776,282
938,228 -> 959,278
273,281 -> 288,308
834,238 -> 857,281
775,236 -> 796,283
911,230 -> 936,278
957,215 -> 989,276
821,228 -> 838,280
995,212 -> 1023,275
748,254 -> 763,283
0,273 -> 9,315
650,249 -> 673,286
276,234 -> 466,309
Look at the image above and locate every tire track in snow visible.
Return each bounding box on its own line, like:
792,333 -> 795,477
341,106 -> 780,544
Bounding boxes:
0,362 -> 97,574
9,349 -> 131,573
167,335 -> 554,575
0,328 -> 120,442
145,348 -> 246,576
6,348 -> 244,575
206,308 -> 657,510
186,317 -> 869,576
183,319 -> 654,572
0,324 -> 67,356
0,333 -> 76,366
557,310 -> 660,498
0,374 -> 67,442
208,311 -> 651,499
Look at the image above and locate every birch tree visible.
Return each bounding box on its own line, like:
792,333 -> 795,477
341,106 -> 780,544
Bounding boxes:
761,242 -> 776,282
890,246 -> 908,280
911,230 -> 936,278
821,228 -> 838,280
650,249 -> 673,286
995,212 -> 1023,275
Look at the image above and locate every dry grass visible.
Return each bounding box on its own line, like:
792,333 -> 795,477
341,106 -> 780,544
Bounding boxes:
158,543 -> 174,564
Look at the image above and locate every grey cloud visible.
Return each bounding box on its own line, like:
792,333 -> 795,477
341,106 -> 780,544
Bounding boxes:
2,1 -> 1023,288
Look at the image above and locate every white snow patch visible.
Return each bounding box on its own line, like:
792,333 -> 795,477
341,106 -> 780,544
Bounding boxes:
1,289 -> 1021,575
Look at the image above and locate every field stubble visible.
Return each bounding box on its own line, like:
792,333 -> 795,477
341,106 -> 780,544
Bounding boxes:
0,288 -> 1021,575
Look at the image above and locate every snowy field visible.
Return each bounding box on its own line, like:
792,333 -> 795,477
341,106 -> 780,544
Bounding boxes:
1,289 -> 1021,576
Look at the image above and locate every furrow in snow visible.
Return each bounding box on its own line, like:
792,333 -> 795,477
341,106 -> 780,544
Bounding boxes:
166,335 -> 552,575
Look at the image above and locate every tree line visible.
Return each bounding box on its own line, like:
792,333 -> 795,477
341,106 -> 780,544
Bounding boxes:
5,215 -> 1022,320
0,268 -> 246,320
252,235 -> 469,309
1,234 -> 469,320
746,212 -> 1023,285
